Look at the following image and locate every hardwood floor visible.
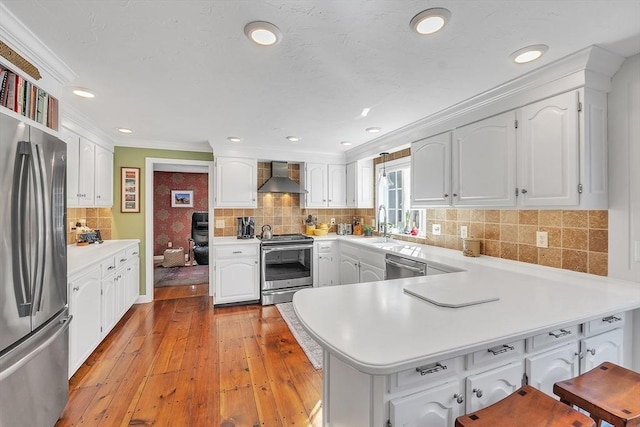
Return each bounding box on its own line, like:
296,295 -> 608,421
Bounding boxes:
57,289 -> 323,426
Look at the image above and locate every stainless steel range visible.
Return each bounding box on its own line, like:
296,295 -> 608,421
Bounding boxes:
260,233 -> 314,305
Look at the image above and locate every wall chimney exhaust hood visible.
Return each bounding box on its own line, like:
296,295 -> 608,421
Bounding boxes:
258,161 -> 307,194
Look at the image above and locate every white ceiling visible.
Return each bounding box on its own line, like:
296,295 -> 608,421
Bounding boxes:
2,0 -> 640,157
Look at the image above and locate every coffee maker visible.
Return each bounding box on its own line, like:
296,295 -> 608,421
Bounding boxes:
237,217 -> 255,239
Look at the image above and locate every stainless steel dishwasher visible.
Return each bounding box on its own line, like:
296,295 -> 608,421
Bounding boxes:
385,253 -> 426,279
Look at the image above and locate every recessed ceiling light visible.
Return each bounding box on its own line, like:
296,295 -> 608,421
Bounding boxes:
366,127 -> 382,134
227,136 -> 241,143
340,141 -> 353,146
410,8 -> 451,35
244,21 -> 282,46
72,88 -> 95,98
286,136 -> 300,142
117,128 -> 133,134
510,44 -> 549,64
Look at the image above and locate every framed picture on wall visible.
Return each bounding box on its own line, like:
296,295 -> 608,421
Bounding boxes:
171,190 -> 194,208
121,167 -> 140,213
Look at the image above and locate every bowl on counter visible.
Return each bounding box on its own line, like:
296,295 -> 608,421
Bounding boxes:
314,228 -> 329,236
317,223 -> 329,230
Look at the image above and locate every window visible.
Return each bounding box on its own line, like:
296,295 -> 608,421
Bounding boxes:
376,158 -> 425,236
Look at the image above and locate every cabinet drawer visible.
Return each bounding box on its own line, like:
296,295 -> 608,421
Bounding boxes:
526,324 -> 579,352
390,356 -> 462,393
126,246 -> 140,258
214,245 -> 259,259
583,312 -> 625,336
101,256 -> 116,277
466,340 -> 524,369
316,242 -> 335,253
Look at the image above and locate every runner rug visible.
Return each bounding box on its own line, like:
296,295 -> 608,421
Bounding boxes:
153,264 -> 209,287
276,302 -> 323,370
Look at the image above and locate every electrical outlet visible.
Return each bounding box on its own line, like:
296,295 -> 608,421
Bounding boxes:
215,219 -> 225,228
460,225 -> 468,238
536,231 -> 548,248
432,223 -> 441,236
330,218 -> 336,225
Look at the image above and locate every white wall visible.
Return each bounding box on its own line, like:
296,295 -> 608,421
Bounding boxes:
607,53 -> 640,371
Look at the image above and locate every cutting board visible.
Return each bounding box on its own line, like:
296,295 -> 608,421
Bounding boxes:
404,282 -> 499,308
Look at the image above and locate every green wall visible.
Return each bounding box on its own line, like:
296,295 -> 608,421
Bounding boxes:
112,147 -> 214,296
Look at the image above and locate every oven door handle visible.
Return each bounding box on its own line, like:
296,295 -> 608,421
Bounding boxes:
262,244 -> 313,253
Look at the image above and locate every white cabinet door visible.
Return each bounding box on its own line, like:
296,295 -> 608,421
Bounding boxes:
124,256 -> 140,309
359,260 -> 384,283
518,91 -> 579,207
68,266 -> 102,376
328,164 -> 347,207
318,254 -> 339,286
347,160 -> 374,209
346,162 -> 357,208
214,257 -> 259,304
525,342 -> 579,397
214,157 -> 257,208
114,270 -> 126,319
452,111 -> 517,207
100,274 -> 117,338
78,137 -> 96,206
580,328 -> 623,373
94,144 -> 113,207
411,132 -> 451,206
390,381 -> 463,427
62,129 -> 80,207
339,254 -> 359,285
465,361 -> 522,413
303,163 -> 327,208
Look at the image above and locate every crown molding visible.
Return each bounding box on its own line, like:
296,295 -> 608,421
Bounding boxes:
209,141 -> 347,164
61,105 -> 116,149
0,3 -> 76,85
118,139 -> 213,153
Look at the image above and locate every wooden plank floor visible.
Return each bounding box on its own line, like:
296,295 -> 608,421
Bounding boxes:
56,287 -> 323,427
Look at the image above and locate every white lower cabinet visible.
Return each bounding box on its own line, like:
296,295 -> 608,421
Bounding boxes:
390,381 -> 462,427
465,361 -> 523,413
339,243 -> 386,285
213,243 -> 260,305
359,260 -> 385,283
525,342 -> 579,397
315,240 -> 340,286
68,265 -> 102,376
339,253 -> 360,285
580,328 -> 623,372
68,242 -> 140,377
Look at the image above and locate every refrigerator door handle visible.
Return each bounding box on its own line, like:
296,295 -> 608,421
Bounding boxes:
11,141 -> 32,317
0,315 -> 72,382
31,143 -> 49,312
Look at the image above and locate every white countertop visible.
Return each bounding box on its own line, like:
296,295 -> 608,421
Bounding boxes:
67,239 -> 140,276
293,238 -> 640,375
211,236 -> 260,245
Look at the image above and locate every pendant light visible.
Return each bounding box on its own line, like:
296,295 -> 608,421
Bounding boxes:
379,152 -> 392,187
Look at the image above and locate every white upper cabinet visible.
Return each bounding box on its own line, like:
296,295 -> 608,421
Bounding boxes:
214,157 -> 257,208
347,160 -> 374,208
453,111 -> 517,207
63,127 -> 113,208
411,132 -> 451,206
518,91 -> 579,207
301,163 -> 347,208
94,144 -> 113,206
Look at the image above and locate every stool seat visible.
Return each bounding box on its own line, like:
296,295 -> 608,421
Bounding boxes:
455,384 -> 595,427
553,362 -> 640,427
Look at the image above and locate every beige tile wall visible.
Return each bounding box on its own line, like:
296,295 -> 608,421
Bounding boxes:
67,207 -> 113,244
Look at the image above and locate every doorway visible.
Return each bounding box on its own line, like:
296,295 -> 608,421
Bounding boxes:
144,158 -> 214,302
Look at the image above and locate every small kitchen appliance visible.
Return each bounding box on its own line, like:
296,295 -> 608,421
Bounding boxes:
261,224 -> 272,240
236,217 -> 255,239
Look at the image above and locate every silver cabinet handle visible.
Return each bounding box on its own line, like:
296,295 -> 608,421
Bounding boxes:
521,189 -> 528,194
453,193 -> 458,197
473,388 -> 483,398
232,250 -> 243,254
586,348 -> 596,356
73,286 -> 79,292
602,315 -> 622,323
454,393 -> 464,404
487,344 -> 515,355
107,265 -> 115,270
132,251 -> 139,255
444,194 -> 449,197
120,258 -> 127,262
416,362 -> 447,376
548,329 -> 572,338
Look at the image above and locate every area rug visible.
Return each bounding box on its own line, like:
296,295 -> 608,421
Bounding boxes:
153,264 -> 209,287
276,302 -> 323,370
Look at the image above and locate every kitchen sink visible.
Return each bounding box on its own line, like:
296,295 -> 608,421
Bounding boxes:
361,238 -> 405,249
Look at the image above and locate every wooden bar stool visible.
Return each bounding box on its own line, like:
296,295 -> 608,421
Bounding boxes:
553,362 -> 640,427
455,384 -> 595,427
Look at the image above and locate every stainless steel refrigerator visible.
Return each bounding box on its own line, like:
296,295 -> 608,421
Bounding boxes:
0,113 -> 71,427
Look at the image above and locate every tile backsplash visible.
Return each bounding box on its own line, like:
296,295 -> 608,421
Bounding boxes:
67,208 -> 113,244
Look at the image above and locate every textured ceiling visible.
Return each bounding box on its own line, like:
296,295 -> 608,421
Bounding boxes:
2,0 -> 640,156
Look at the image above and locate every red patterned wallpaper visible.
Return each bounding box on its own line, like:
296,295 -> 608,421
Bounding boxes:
153,172 -> 208,256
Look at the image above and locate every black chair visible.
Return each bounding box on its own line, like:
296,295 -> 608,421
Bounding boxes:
190,212 -> 209,265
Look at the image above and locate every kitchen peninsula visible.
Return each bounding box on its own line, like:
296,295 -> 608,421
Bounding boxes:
293,242 -> 640,426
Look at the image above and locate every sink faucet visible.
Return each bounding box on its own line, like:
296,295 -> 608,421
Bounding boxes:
378,204 -> 388,242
